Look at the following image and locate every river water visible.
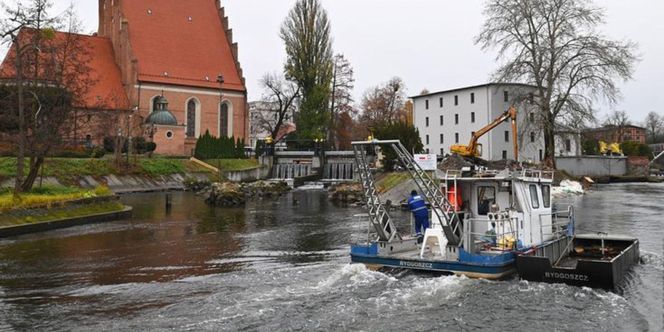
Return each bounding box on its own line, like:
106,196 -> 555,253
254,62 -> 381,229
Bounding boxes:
0,184 -> 662,331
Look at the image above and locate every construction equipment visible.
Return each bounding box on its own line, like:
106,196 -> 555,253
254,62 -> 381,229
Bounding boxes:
352,139 -> 461,245
599,141 -> 623,156
450,106 -> 519,160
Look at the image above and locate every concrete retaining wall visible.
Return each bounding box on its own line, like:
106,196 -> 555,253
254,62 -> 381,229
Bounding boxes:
224,167 -> 270,182
555,156 -> 627,177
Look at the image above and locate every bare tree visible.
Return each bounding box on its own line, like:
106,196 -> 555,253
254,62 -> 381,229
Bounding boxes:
603,110 -> 631,142
643,111 -> 663,144
476,0 -> 638,167
328,53 -> 355,148
358,77 -> 407,129
256,73 -> 300,142
1,1 -> 94,191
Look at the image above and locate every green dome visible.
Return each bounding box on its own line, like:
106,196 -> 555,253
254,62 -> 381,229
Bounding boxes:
145,96 -> 178,126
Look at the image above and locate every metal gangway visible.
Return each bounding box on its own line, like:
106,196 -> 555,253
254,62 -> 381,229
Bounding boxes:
351,139 -> 461,245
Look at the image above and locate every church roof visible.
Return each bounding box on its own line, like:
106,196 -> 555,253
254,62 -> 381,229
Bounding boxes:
119,0 -> 246,92
0,29 -> 131,111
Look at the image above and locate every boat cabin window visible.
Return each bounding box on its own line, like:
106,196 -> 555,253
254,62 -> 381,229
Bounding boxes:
542,185 -> 551,208
477,186 -> 496,215
529,184 -> 540,209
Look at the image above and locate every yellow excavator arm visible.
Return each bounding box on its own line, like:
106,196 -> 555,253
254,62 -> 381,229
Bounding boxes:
450,106 -> 519,159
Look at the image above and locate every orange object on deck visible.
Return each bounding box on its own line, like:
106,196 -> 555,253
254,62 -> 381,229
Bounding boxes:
447,184 -> 462,212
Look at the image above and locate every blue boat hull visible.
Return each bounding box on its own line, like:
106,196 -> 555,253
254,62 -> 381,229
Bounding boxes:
350,243 -> 516,279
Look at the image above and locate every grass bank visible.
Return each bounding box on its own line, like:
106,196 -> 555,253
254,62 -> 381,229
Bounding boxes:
0,201 -> 125,227
0,185 -> 113,212
0,157 -> 226,184
376,172 -> 411,194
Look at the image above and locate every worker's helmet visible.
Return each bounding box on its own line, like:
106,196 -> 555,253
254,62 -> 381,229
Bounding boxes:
411,190 -> 417,196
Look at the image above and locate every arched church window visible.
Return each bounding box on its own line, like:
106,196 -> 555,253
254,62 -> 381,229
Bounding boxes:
219,103 -> 229,137
186,99 -> 196,137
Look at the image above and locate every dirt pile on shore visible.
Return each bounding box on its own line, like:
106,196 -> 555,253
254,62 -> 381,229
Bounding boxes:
328,182 -> 363,204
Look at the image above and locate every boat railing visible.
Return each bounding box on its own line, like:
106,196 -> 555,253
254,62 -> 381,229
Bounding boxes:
462,216 -> 520,253
538,205 -> 575,240
518,169 -> 555,180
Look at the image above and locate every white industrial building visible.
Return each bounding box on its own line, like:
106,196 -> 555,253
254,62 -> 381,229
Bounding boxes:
413,83 -> 550,162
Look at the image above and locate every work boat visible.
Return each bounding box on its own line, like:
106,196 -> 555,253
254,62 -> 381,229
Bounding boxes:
349,139 -> 575,279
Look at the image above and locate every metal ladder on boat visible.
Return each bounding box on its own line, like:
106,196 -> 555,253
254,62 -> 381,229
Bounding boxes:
352,144 -> 400,242
389,142 -> 461,245
351,140 -> 461,245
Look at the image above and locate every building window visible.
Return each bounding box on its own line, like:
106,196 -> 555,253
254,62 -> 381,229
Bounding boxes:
539,149 -> 543,161
219,103 -> 229,137
529,112 -> 535,122
502,150 -> 507,160
439,115 -> 444,126
565,139 -> 571,152
440,134 -> 444,144
471,112 -> 475,123
503,91 -> 509,102
455,133 -> 459,143
186,99 -> 197,137
151,95 -> 160,112
440,148 -> 444,156
455,114 -> 459,124
439,97 -> 443,108
426,135 -> 429,145
470,92 -> 475,104
166,131 -> 174,140
425,100 -> 429,110
530,132 -> 535,143
425,117 -> 429,127
454,95 -> 459,106
504,130 -> 509,142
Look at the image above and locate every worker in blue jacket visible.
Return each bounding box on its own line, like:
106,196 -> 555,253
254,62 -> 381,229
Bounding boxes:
407,190 -> 430,240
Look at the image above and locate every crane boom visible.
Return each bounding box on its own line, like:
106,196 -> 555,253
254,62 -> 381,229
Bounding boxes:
450,106 -> 519,160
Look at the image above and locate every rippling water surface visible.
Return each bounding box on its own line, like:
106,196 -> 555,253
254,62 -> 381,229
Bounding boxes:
0,184 -> 662,331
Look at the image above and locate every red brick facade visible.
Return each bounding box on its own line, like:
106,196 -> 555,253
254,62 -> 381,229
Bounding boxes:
97,0 -> 248,156
583,125 -> 647,144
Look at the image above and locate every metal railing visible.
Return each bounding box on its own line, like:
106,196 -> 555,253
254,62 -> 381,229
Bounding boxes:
463,215 -> 520,253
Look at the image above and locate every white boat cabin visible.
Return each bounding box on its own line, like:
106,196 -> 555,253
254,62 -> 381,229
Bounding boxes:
432,169 -> 568,254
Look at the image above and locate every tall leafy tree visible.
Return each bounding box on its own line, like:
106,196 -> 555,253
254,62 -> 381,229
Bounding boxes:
476,0 -> 638,167
373,121 -> 424,171
280,0 -> 334,139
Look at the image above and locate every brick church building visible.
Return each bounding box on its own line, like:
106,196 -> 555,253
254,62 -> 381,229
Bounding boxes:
1,0 -> 248,156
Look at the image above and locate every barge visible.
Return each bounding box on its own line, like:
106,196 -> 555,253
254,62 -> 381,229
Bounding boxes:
349,139 -> 639,288
517,233 -> 639,289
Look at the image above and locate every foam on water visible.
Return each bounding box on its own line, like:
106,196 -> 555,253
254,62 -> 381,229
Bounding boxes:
315,263 -> 397,290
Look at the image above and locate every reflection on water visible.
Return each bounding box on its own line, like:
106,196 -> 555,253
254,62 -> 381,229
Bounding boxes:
0,185 -> 661,331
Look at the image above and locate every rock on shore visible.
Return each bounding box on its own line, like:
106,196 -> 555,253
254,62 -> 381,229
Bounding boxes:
204,180 -> 291,207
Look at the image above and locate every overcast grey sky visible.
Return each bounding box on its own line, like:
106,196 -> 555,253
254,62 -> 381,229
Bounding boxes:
3,0 -> 663,123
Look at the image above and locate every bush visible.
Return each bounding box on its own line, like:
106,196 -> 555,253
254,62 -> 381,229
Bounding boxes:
194,130 -> 247,159
144,142 -> 157,153
91,146 -> 106,158
621,141 -> 652,157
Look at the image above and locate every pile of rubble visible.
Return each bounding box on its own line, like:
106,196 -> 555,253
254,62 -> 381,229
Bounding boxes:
438,154 -> 539,172
328,182 -> 364,204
